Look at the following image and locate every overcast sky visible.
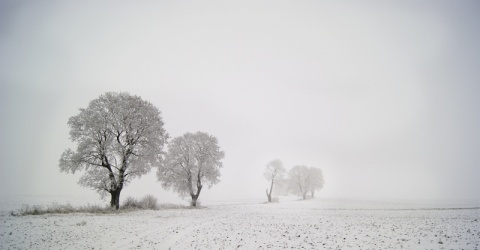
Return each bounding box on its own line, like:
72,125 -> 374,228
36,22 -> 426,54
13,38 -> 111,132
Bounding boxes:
1,0 -> 479,203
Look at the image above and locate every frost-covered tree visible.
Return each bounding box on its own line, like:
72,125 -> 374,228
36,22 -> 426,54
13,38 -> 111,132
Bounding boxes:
157,132 -> 224,207
59,92 -> 168,209
288,165 -> 311,200
263,159 -> 286,202
308,167 -> 324,198
288,166 -> 324,199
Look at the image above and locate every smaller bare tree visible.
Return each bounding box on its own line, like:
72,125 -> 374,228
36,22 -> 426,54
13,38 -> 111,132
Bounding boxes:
156,132 -> 224,207
288,165 -> 311,200
263,159 -> 286,202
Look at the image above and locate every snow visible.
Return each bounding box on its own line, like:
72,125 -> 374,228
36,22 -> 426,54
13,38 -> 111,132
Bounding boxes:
1,197 -> 479,249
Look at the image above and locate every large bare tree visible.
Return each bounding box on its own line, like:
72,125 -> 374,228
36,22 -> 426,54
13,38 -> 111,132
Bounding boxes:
59,92 -> 168,209
263,159 -> 286,202
157,132 -> 224,207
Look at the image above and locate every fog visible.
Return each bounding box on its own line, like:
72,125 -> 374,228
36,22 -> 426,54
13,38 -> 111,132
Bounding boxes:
1,0 -> 479,203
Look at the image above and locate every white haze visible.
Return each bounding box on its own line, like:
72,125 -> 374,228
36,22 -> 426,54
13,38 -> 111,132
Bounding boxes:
1,0 -> 479,204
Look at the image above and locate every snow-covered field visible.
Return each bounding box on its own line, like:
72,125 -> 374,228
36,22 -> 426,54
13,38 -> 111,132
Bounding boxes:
1,197 -> 479,249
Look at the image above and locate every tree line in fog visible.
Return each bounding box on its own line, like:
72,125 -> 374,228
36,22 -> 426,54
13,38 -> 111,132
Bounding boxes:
264,160 -> 324,202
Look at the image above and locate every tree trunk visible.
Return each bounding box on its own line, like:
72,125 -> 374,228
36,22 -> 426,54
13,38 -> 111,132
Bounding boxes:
190,171 -> 204,207
191,190 -> 202,207
311,190 -> 315,198
110,188 -> 122,210
266,189 -> 271,202
104,161 -> 123,210
266,179 -> 274,202
302,192 -> 307,200
191,187 -> 202,207
191,195 -> 198,207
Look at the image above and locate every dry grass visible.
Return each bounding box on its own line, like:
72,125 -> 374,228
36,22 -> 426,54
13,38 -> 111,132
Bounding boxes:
10,203 -> 112,216
10,195 -> 187,216
122,195 -> 189,210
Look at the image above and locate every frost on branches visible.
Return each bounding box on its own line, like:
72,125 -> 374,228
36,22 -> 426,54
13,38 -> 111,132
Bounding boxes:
157,132 -> 224,207
59,92 -> 168,209
288,166 -> 324,200
263,159 -> 286,202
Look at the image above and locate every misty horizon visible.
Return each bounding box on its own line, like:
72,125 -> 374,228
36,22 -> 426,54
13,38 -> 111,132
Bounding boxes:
1,0 -> 480,203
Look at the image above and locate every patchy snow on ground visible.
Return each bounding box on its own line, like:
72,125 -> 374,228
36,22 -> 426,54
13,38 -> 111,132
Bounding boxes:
1,198 -> 479,249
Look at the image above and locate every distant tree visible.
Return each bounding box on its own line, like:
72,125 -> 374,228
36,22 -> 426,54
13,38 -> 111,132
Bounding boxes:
59,92 -> 168,209
263,159 -> 286,202
308,167 -> 324,198
272,179 -> 289,196
157,132 -> 224,207
288,165 -> 311,200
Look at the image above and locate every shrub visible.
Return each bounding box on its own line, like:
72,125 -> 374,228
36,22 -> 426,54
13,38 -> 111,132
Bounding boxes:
121,197 -> 142,210
11,205 -> 46,216
27,205 -> 42,215
122,195 -> 159,210
140,195 -> 158,210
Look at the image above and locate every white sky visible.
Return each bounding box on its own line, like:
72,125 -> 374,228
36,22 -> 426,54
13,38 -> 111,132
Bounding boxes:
1,0 -> 479,203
